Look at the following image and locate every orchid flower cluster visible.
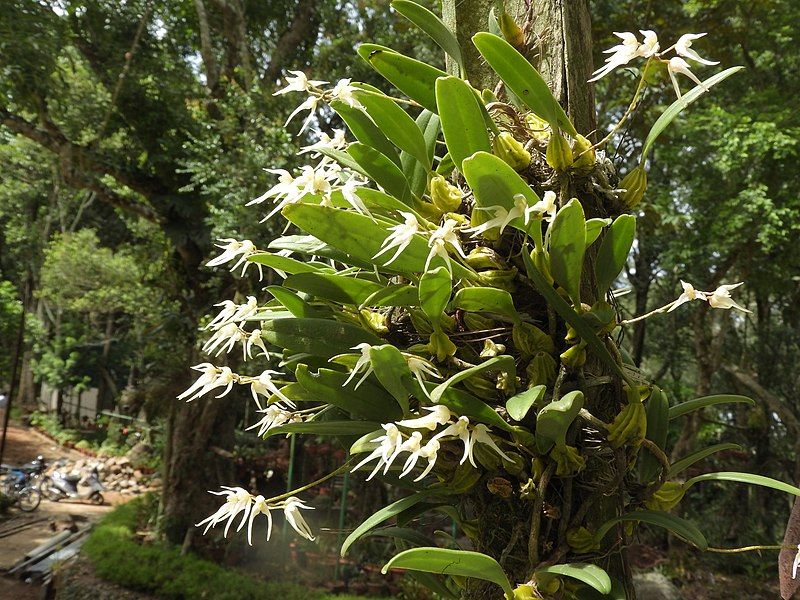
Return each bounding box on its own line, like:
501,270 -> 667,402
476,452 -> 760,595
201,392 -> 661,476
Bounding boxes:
198,487 -> 314,545
591,30 -> 719,97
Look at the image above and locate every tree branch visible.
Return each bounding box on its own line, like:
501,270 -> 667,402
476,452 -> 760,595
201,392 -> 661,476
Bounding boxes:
262,0 -> 319,85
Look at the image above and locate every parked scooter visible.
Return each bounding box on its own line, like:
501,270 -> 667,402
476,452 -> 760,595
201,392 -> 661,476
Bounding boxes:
40,463 -> 104,505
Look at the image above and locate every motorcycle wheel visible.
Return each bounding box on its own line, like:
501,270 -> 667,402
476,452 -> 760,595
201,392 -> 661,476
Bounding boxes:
89,492 -> 104,505
40,477 -> 61,501
18,487 -> 41,512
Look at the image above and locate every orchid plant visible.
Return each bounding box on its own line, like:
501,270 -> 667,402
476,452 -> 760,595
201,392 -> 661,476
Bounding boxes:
180,3 -> 800,598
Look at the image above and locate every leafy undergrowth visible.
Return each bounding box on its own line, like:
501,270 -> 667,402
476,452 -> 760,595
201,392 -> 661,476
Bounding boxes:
83,496 -> 388,600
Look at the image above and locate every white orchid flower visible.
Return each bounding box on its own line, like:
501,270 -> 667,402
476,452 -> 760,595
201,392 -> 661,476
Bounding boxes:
299,129 -> 348,156
470,424 -> 514,464
232,296 -> 259,322
196,486 -> 253,536
589,31 -> 641,82
351,423 -> 403,480
245,329 -> 268,360
792,543 -> 800,579
469,194 -> 540,237
342,343 -> 374,389
273,70 -> 327,96
412,438 -> 441,481
667,57 -> 706,98
284,96 -> 319,134
247,370 -> 296,408
432,416 -> 472,465
708,282 -> 751,313
406,356 -> 441,394
246,495 -> 274,546
248,169 -> 295,206
178,365 -> 237,401
281,496 -> 315,541
330,78 -> 362,109
636,30 -> 660,57
206,238 -> 262,279
373,212 -> 420,266
396,405 -> 453,431
246,404 -> 296,437
674,33 -> 719,66
668,280 -> 707,312
205,300 -> 238,330
340,178 -> 370,215
425,219 -> 467,271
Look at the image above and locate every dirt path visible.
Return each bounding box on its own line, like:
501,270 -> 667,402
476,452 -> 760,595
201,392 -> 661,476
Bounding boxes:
1,424 -> 85,465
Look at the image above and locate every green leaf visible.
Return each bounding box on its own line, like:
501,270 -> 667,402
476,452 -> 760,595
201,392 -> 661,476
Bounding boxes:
595,510 -> 708,550
506,385 -> 546,421
461,151 -> 543,242
331,100 -> 401,166
435,76 -> 491,171
472,32 -> 576,135
684,472 -> 800,496
449,287 -> 520,323
283,272 -> 384,305
267,420 -> 381,438
641,66 -> 744,160
430,356 -> 516,403
348,142 -> 412,202
595,215 -> 636,293
357,44 -> 447,113
266,286 -> 329,319
419,266 -> 452,324
364,525 -> 436,549
381,548 -> 514,599
549,199 -> 586,305
362,284 -> 420,308
535,390 -> 584,453
370,344 -> 413,413
585,218 -> 611,247
638,387 -> 670,482
316,147 -> 370,177
668,444 -> 742,479
341,492 -> 430,556
355,88 -> 430,166
536,564 -> 612,595
248,252 -> 328,275
261,318 -> 381,357
269,234 -> 360,266
425,384 -> 514,432
391,0 -> 464,72
668,394 -> 755,420
295,364 -> 402,422
402,110 -> 440,197
522,248 -> 629,383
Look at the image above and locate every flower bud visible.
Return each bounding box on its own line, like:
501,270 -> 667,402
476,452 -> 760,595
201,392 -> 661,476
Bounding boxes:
493,131 -> 531,171
551,444 -> 585,476
463,312 -> 495,331
496,370 -> 517,396
645,482 -> 686,511
559,343 -> 586,369
513,585 -> 537,600
428,330 -> 456,362
525,114 -> 551,144
571,134 -> 596,175
498,11 -> 525,48
513,322 -> 555,356
359,309 -> 388,334
546,130 -> 573,171
526,352 -> 557,386
430,175 -> 463,212
465,247 -> 507,270
619,166 -> 647,208
480,339 -> 505,358
477,268 -> 518,292
530,247 -> 553,285
567,527 -> 600,553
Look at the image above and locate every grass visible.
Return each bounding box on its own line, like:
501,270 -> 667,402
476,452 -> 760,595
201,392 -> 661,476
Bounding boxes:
82,496 -> 388,600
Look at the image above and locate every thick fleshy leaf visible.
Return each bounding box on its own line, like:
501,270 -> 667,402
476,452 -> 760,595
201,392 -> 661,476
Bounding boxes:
370,344 -> 413,413
549,199 -> 586,306
295,364 -> 402,422
357,43 -> 447,112
594,510 -> 708,550
364,525 -> 437,549
248,252 -> 328,275
506,385 -> 546,422
362,284 -> 420,308
419,266 -> 452,324
536,564 -> 612,595
348,142 -> 412,202
436,76 -> 491,171
667,443 -> 742,478
402,110 -> 440,197
684,472 -> 800,496
331,100 -> 401,165
316,147 -> 370,177
354,87 -> 430,166
641,66 -> 744,160
472,32 -> 576,136
638,386 -> 670,482
585,219 -> 611,247
341,492 -> 430,556
595,215 -> 636,294
381,548 -> 514,599
424,383 -> 514,432
391,0 -> 464,72
283,272 -> 384,305
269,234 -> 362,266
523,248 -> 629,383
668,394 -> 755,420
535,390 -> 584,453
462,151 -> 543,242
266,286 -> 330,319
267,420 -> 381,438
430,355 -> 516,403
449,287 -> 520,323
260,318 -> 380,357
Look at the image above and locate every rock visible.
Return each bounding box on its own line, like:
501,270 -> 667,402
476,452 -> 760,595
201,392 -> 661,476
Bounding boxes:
133,470 -> 143,479
633,572 -> 682,600
125,442 -> 153,464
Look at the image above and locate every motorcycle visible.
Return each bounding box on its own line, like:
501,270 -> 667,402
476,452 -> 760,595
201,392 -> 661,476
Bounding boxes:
0,461 -> 43,512
40,463 -> 104,505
